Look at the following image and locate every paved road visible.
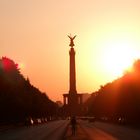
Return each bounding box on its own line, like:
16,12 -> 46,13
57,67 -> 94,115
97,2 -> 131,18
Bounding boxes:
79,120 -> 140,140
1,120 -> 140,140
0,120 -> 69,140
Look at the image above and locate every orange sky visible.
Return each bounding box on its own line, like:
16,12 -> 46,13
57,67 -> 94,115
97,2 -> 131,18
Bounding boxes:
1,0 -> 140,101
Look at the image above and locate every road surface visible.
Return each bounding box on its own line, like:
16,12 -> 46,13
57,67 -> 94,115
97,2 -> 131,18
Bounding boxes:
1,120 -> 140,140
79,120 -> 140,140
0,120 -> 69,140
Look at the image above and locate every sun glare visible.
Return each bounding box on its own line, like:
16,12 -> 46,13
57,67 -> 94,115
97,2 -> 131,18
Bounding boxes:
18,63 -> 25,70
101,39 -> 140,78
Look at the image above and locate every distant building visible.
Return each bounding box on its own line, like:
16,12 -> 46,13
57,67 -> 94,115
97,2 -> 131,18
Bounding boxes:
56,101 -> 63,107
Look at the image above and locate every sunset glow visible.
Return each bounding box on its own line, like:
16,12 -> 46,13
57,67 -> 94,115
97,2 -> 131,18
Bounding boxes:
18,62 -> 25,70
1,0 -> 140,101
101,38 -> 140,78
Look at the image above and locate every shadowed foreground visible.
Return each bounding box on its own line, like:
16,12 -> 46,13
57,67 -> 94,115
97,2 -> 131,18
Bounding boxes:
65,120 -> 140,140
0,120 -> 68,140
1,120 -> 140,140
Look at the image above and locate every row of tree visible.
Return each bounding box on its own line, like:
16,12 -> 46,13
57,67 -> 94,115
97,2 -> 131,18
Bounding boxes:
0,57 -> 58,123
86,59 -> 140,125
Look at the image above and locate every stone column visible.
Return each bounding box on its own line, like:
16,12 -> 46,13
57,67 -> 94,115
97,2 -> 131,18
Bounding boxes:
69,47 -> 77,94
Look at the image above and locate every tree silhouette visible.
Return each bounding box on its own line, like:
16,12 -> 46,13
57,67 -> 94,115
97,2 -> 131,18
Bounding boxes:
0,57 -> 58,124
86,59 -> 140,125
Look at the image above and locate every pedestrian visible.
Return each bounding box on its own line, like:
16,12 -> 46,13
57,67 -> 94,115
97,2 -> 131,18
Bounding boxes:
70,116 -> 77,135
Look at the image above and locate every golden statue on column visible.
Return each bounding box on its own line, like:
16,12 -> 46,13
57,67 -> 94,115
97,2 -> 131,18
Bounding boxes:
68,35 -> 76,47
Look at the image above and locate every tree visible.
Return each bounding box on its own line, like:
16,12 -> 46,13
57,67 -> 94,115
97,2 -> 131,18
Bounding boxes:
0,57 -> 58,123
86,59 -> 140,125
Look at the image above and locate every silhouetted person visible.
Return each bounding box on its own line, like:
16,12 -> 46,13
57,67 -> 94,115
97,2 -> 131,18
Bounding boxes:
70,116 -> 77,135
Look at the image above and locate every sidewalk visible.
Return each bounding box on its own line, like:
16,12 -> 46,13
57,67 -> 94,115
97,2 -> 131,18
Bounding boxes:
64,122 -> 88,140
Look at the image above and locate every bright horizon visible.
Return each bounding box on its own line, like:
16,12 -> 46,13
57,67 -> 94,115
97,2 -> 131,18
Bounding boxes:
1,0 -> 140,101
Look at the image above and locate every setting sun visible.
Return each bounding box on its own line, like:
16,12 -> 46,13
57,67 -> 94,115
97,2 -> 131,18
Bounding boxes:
101,38 -> 140,78
1,0 -> 140,138
1,0 -> 140,101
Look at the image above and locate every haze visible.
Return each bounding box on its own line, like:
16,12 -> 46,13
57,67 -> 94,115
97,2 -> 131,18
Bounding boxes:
1,0 -> 140,101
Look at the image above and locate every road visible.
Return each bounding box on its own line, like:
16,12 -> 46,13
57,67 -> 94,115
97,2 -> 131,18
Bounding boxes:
1,120 -> 140,140
0,120 -> 69,140
79,120 -> 140,140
